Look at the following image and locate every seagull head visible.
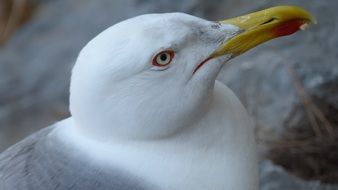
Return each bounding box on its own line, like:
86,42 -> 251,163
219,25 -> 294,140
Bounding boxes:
69,6 -> 314,140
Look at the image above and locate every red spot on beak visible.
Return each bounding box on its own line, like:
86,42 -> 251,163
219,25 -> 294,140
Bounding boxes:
273,19 -> 306,37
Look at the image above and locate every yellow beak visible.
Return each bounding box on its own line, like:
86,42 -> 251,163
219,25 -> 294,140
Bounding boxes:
211,5 -> 316,57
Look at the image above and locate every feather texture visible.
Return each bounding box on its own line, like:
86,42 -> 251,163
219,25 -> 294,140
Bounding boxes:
0,124 -> 150,190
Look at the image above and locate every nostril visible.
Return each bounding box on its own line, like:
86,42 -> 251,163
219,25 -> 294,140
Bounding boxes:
260,17 -> 277,25
211,23 -> 221,29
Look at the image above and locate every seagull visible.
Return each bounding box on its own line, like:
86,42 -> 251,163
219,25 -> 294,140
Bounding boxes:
0,6 -> 314,190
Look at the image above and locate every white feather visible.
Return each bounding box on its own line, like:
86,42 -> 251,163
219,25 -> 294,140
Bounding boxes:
59,12 -> 258,190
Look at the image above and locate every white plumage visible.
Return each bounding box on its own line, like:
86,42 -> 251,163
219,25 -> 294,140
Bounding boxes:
65,13 -> 258,189
66,13 -> 258,190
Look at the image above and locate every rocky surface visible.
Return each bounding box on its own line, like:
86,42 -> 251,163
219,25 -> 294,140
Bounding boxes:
260,160 -> 337,190
0,0 -> 337,189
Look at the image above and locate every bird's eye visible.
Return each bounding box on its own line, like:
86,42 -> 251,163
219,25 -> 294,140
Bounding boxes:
152,50 -> 175,67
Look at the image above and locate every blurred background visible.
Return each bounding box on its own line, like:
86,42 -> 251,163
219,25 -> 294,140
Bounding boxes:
0,0 -> 337,189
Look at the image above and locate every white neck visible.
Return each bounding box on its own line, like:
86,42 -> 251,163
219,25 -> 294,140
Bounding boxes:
52,81 -> 258,190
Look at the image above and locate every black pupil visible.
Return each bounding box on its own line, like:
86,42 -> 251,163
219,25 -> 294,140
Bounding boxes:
160,53 -> 168,61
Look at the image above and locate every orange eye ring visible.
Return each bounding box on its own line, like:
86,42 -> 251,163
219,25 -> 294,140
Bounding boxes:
152,50 -> 175,67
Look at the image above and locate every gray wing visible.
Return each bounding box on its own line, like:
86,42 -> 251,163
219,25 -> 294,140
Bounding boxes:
0,124 -> 152,190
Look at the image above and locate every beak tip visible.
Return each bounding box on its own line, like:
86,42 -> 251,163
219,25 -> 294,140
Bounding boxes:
311,17 -> 318,25
300,23 -> 310,31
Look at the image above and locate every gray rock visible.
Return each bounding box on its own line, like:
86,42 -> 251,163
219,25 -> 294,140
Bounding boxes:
260,160 -> 337,190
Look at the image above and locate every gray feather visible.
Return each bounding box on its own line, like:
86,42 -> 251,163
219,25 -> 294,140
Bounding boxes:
0,124 -> 151,190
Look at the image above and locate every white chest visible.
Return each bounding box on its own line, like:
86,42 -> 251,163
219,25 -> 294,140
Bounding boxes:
105,137 -> 258,190
55,81 -> 258,190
